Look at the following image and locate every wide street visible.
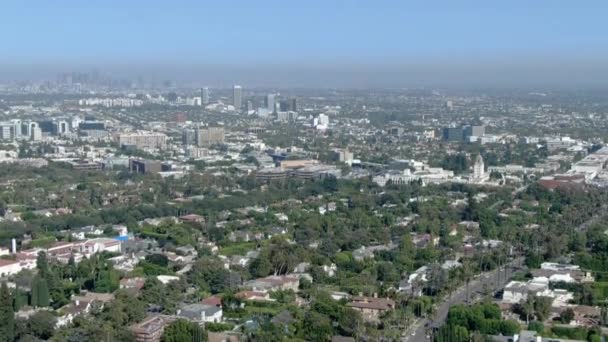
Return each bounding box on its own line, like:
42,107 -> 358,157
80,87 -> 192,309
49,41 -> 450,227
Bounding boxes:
404,258 -> 524,342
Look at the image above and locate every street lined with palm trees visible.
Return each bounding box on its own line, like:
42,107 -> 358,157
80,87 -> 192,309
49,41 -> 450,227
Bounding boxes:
403,257 -> 524,341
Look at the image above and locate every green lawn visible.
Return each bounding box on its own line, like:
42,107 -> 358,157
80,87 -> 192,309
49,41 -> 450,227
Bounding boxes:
219,241 -> 259,256
592,281 -> 608,300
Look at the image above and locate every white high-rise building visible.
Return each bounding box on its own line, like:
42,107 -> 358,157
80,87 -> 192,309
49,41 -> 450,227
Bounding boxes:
202,87 -> 209,105
71,116 -> 83,130
0,124 -> 12,140
473,155 -> 485,180
266,94 -> 275,113
11,119 -> 21,139
118,132 -> 167,149
233,85 -> 242,111
56,120 -> 70,135
22,121 -> 33,139
314,113 -> 329,130
31,126 -> 42,141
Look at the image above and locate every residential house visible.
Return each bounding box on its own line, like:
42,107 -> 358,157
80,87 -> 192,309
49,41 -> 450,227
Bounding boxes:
176,303 -> 223,323
490,329 -> 586,342
236,290 -> 274,302
347,296 -> 395,322
71,225 -> 104,240
56,292 -> 114,328
322,263 -> 338,277
411,233 -> 439,248
329,291 -> 350,301
318,206 -> 327,215
157,275 -> 180,284
230,255 -> 251,267
180,214 -> 205,224
47,241 -> 75,257
243,275 -> 301,292
130,315 -> 176,342
208,332 -> 241,342
352,243 -> 396,261
201,295 -> 222,307
175,245 -> 198,257
112,225 -> 129,237
76,238 -> 121,257
458,221 -> 480,230
398,266 -> 429,296
139,217 -> 178,227
441,260 -> 462,270
109,254 -> 140,272
228,231 -> 252,242
502,277 -> 574,307
56,299 -> 92,328
164,251 -> 194,264
293,262 -> 310,274
0,259 -> 22,277
274,213 -> 289,222
120,277 -> 146,293
267,226 -> 288,238
327,202 -> 337,212
122,238 -> 159,254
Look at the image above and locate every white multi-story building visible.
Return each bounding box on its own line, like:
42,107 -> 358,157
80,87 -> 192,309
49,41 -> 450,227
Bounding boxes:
233,85 -> 242,111
118,132 -> 167,149
314,114 -> 329,130
545,136 -> 576,151
473,154 -> 485,180
76,238 -> 121,257
11,119 -> 21,139
196,127 -> 224,146
0,124 -> 12,140
265,94 -> 275,113
31,126 -> 43,141
202,87 -> 209,105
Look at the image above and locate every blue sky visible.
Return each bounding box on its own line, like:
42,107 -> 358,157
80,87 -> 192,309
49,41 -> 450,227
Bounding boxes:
3,0 -> 607,65
2,1 -> 608,86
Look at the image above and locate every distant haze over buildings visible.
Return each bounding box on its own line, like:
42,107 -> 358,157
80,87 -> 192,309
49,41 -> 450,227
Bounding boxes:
2,60 -> 608,89
1,1 -> 608,88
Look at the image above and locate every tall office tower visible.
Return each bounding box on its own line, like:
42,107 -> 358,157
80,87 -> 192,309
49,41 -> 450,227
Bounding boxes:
245,100 -> 253,113
11,119 -> 21,139
31,126 -> 42,141
182,128 -> 196,146
118,132 -> 168,149
290,98 -> 298,112
55,120 -> 69,135
22,122 -> 32,139
196,126 -> 225,146
473,155 -> 485,180
279,100 -> 290,112
0,124 -> 12,140
233,85 -> 242,111
202,87 -> 209,105
266,94 -> 276,113
446,100 -> 454,110
442,127 -> 464,142
70,116 -> 83,130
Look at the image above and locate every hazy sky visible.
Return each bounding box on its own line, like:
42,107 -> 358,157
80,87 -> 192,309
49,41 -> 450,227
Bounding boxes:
2,0 -> 608,86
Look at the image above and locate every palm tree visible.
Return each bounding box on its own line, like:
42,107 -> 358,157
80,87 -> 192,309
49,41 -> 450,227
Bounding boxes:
460,263 -> 473,304
521,296 -> 535,324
